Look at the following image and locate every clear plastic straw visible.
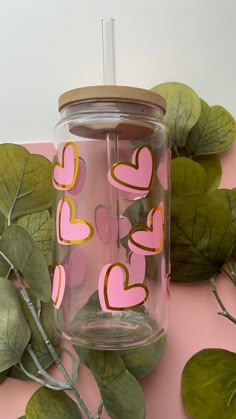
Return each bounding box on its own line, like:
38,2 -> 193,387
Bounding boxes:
102,18 -> 120,258
102,18 -> 116,85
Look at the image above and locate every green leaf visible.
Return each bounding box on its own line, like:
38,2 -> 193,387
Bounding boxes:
0,144 -> 52,221
151,82 -> 201,148
171,157 -> 207,198
25,387 -> 82,419
0,278 -> 31,372
171,195 -> 236,282
0,255 -> 11,278
0,368 -> 9,384
87,350 -> 146,419
17,210 -> 52,266
17,417 -> 26,419
209,189 -> 236,261
9,290 -> 60,380
0,211 -> 5,235
0,225 -> 51,302
209,189 -> 236,225
182,349 -> 236,419
194,154 -> 222,192
0,213 -> 9,278
120,334 -> 166,379
186,99 -> 236,156
75,334 -> 166,380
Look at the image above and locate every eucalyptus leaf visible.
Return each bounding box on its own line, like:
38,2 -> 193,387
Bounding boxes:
0,211 -> 5,235
0,225 -> 51,302
75,334 -> 166,380
0,254 -> 11,278
194,154 -> 222,191
209,189 -> 236,224
87,350 -> 146,419
182,349 -> 236,419
25,387 -> 82,419
0,144 -> 52,221
17,210 -> 52,265
187,99 -> 236,156
171,157 -> 207,198
209,189 -> 236,261
0,278 -> 31,372
0,213 -> 9,277
171,195 -> 236,282
152,82 -> 201,148
120,334 -> 166,379
9,290 -> 60,381
73,346 -> 90,369
0,368 -> 9,384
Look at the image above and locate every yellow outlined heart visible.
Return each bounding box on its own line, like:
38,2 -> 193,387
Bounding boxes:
108,144 -> 154,193
53,142 -> 79,190
56,196 -> 94,245
128,205 -> 164,255
99,262 -> 149,312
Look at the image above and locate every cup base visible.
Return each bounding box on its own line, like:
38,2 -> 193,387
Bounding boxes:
63,309 -> 165,349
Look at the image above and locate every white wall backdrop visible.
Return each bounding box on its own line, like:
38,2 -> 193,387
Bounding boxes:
0,0 -> 235,143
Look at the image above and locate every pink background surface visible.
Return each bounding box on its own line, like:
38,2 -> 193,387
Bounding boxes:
0,142 -> 236,419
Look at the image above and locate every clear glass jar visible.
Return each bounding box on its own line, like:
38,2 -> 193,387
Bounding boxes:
52,86 -> 170,349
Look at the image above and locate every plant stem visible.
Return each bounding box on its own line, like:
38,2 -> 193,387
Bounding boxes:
211,277 -> 236,325
222,266 -> 236,286
96,400 -> 104,419
16,272 -> 93,419
19,361 -> 67,391
0,249 -> 93,419
26,345 -> 70,389
36,298 -> 42,318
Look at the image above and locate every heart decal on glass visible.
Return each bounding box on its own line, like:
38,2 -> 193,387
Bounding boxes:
107,144 -> 154,194
68,157 -> 86,196
95,205 -> 131,243
53,142 -> 79,190
125,253 -> 146,285
98,262 -> 149,312
128,204 -> 164,255
52,265 -> 66,309
56,197 -> 94,245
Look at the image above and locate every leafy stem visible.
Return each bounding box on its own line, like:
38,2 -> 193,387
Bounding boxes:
19,361 -> 63,390
0,249 -> 94,419
96,400 -> 104,419
211,277 -> 236,325
221,266 -> 236,286
7,170 -> 33,226
26,344 -> 71,390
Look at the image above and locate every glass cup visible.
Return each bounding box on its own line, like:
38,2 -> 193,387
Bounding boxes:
52,85 -> 170,349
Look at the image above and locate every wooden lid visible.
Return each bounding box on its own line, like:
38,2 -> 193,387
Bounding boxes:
58,85 -> 166,112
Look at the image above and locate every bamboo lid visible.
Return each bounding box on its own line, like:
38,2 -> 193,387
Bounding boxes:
58,85 -> 166,112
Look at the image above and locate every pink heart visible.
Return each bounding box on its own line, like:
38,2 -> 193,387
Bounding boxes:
56,197 -> 94,245
95,205 -> 131,243
98,262 -> 149,312
125,253 -> 146,284
157,151 -> 170,190
52,265 -> 66,309
107,144 -> 154,194
53,142 -> 79,190
68,157 -> 86,196
128,204 -> 164,255
63,248 -> 87,286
